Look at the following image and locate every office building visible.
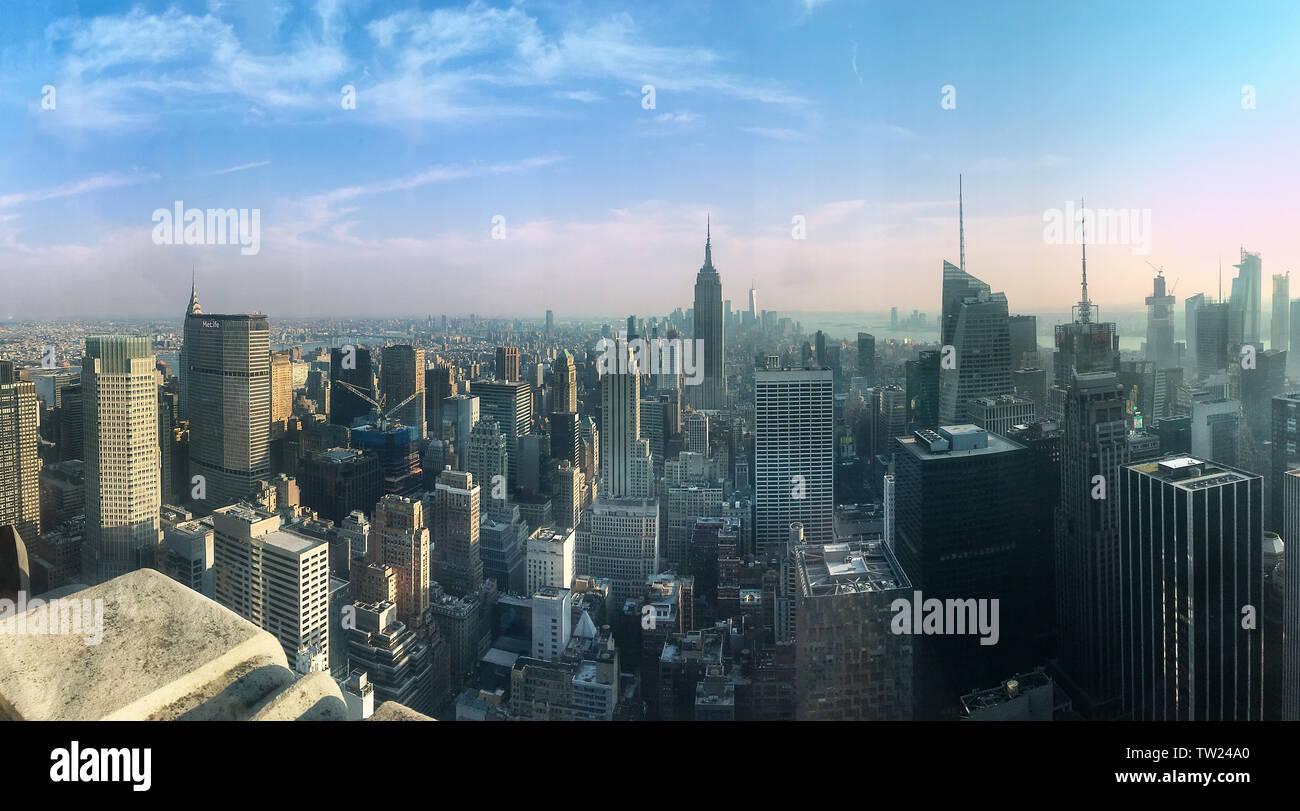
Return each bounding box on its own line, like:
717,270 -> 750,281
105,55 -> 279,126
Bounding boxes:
0,362 -> 40,543
211,505 -> 331,672
690,221 -> 726,410
430,469 -> 483,597
82,336 -> 162,584
794,540 -> 913,720
380,345 -> 426,438
182,286 -> 271,509
1120,457 -> 1262,720
754,367 -> 834,554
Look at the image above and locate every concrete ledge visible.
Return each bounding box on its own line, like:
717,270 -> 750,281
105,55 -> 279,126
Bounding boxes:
250,671 -> 347,721
0,569 -> 292,721
370,701 -> 436,721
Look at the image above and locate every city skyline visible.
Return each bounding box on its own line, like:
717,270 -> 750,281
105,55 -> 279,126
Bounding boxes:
2,0 -> 1298,318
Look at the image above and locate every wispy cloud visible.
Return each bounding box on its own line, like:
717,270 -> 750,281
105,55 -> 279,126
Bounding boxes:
0,172 -> 157,209
205,160 -> 272,176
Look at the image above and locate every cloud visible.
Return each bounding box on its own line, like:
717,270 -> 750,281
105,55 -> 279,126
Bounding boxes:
557,90 -> 601,103
0,172 -> 158,209
204,160 -> 272,176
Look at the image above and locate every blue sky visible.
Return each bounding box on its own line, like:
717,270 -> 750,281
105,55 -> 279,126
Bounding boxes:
1,0 -> 1297,319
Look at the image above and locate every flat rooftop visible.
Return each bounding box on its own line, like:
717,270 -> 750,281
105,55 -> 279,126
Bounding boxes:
796,540 -> 910,597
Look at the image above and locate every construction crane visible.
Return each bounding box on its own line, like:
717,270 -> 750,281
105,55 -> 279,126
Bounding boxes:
1145,260 -> 1179,295
333,379 -> 422,431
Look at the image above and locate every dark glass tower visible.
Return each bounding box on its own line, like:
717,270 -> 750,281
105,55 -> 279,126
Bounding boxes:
1120,456 -> 1262,720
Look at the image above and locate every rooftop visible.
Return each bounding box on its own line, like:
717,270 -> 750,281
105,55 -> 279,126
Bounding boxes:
796,540 -> 911,597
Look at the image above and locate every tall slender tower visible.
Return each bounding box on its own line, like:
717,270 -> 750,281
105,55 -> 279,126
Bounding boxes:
82,336 -> 162,583
691,218 -> 726,410
0,361 -> 40,542
600,340 -> 641,498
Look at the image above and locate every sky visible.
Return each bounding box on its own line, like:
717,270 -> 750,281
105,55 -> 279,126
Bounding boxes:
0,0 -> 1297,320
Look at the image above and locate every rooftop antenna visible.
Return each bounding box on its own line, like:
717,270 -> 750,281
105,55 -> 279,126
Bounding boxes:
1077,197 -> 1091,324
958,174 -> 965,272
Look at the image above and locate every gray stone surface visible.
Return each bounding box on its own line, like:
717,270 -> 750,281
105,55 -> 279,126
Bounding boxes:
250,671 -> 347,721
370,701 -> 436,721
0,568 -> 293,721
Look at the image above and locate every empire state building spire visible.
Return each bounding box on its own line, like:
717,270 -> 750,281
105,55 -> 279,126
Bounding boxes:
704,215 -> 713,270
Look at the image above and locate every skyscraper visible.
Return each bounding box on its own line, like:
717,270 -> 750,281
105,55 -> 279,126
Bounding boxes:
368,494 -> 430,627
1145,271 -> 1176,369
430,468 -> 483,597
82,336 -> 162,584
1184,292 -> 1204,374
0,362 -> 40,544
575,496 -> 659,604
1052,233 -> 1119,382
329,345 -> 375,429
600,340 -> 641,498
794,540 -> 913,720
754,367 -> 834,554
551,350 -> 577,414
1054,371 -> 1131,719
938,275 -> 1013,424
1231,248 -> 1262,345
182,283 -> 271,509
1120,456 -> 1262,720
471,380 -> 531,490
893,425 -> 1034,718
381,345 -> 426,438
1272,272 -> 1290,353
496,346 -> 520,383
690,219 -> 726,411
856,332 -> 876,386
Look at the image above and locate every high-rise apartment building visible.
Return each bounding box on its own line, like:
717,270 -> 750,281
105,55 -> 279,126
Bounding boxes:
82,336 -> 162,584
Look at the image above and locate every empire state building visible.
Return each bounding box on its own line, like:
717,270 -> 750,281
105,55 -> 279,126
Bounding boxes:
691,219 -> 726,411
